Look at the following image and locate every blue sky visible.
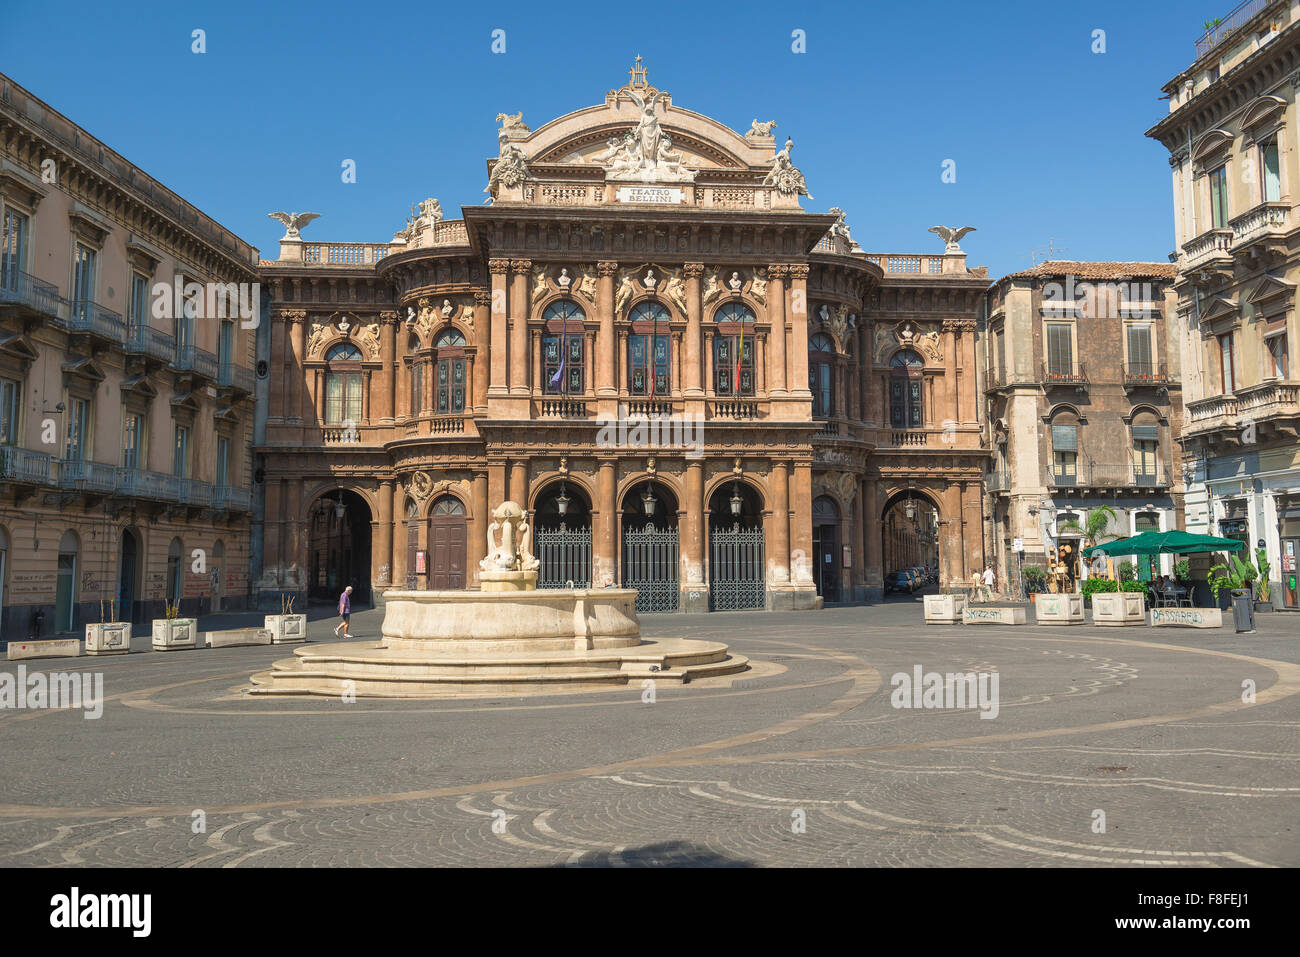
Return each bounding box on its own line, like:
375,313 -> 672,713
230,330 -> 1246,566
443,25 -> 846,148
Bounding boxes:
1,0 -> 1211,277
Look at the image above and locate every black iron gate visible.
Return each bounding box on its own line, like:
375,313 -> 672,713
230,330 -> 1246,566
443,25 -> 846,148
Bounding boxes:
536,526 -> 591,588
622,525 -> 679,612
709,526 -> 766,610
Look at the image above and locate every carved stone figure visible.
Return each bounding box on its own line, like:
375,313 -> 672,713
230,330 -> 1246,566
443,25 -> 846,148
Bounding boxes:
409,471 -> 432,501
267,211 -> 320,240
748,119 -> 778,137
478,501 -> 539,572
702,273 -> 723,306
597,87 -> 696,183
485,135 -> 530,195
496,111 -> 530,136
762,137 -> 813,199
578,272 -> 597,301
828,207 -> 852,241
666,276 -> 688,316
749,271 -> 767,305
441,299 -> 454,318
928,225 -> 976,253
420,198 -> 444,222
728,271 -> 742,291
830,304 -> 849,343
615,273 -> 638,314
558,268 -> 571,289
643,269 -> 657,291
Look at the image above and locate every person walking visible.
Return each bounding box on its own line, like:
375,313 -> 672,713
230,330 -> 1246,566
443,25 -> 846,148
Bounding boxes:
982,564 -> 997,602
333,584 -> 354,639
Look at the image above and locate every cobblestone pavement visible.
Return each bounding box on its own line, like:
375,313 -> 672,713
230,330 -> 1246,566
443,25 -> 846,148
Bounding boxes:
1,598 -> 1296,867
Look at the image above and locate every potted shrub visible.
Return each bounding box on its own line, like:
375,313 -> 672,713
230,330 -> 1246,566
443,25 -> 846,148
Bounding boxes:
1080,577 -> 1118,606
1254,548 -> 1273,613
86,599 -> 130,656
152,600 -> 198,650
264,594 -> 308,644
1208,555 -> 1256,609
1021,566 -> 1047,595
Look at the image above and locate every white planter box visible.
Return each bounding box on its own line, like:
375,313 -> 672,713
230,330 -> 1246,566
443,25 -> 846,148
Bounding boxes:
1034,593 -> 1085,624
264,614 -> 307,644
923,593 -> 967,624
85,622 -> 131,655
1091,592 -> 1146,626
963,606 -> 1027,625
1149,607 -> 1223,628
152,618 -> 198,650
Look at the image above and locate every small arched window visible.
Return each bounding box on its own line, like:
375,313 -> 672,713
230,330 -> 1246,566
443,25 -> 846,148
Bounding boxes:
325,342 -> 363,425
889,350 -> 924,429
543,300 -> 586,395
628,302 -> 671,397
430,495 -> 466,516
1131,411 -> 1161,485
714,303 -> 755,396
810,333 -> 836,418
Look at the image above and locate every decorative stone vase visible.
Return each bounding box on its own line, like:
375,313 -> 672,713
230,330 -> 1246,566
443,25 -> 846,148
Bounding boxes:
152,618 -> 198,650
85,622 -> 131,655
264,614 -> 308,644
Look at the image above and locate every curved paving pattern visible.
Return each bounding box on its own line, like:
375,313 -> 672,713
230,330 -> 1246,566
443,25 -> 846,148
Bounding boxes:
0,602 -> 1296,866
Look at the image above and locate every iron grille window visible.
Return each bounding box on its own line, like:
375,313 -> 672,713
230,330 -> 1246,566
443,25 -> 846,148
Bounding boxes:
889,350 -> 924,427
436,356 -> 465,412
809,333 -> 835,418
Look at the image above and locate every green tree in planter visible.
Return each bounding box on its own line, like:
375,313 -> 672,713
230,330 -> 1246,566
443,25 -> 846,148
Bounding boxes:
1208,555 -> 1257,604
1022,566 -> 1047,593
1174,558 -> 1191,583
1255,548 -> 1271,602
1117,561 -> 1138,582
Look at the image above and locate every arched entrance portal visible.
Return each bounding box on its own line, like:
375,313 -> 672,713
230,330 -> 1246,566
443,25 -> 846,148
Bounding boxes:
621,480 -> 679,612
881,491 -> 940,593
427,495 -> 467,590
308,489 -> 373,605
812,496 -> 840,603
118,528 -> 141,623
535,480 -> 592,588
708,479 -> 765,611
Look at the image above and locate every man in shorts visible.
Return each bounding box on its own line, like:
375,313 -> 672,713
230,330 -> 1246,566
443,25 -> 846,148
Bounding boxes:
333,585 -> 354,639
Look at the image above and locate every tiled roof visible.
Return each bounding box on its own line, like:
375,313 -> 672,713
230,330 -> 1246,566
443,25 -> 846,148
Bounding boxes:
1000,260 -> 1176,282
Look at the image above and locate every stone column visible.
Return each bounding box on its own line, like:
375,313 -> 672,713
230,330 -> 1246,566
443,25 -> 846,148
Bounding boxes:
959,320 -> 978,424
470,470 -> 488,587
377,312 -> 397,424
290,314 -> 308,423
531,330 -> 542,393
864,479 -> 882,599
770,461 -> 790,582
788,265 -> 811,398
375,479 -> 394,590
791,461 -> 814,584
597,261 -> 618,397
488,260 -> 510,396
683,262 -> 704,397
596,459 -> 617,586
852,480 -> 867,601
487,462 -> 507,520
941,320 -> 958,430
683,460 -> 706,613
509,459 -> 528,507
766,265 -> 787,395
473,289 -> 491,413
509,259 -> 531,394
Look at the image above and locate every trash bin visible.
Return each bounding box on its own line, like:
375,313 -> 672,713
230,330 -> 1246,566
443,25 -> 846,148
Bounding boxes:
1231,590 -> 1256,633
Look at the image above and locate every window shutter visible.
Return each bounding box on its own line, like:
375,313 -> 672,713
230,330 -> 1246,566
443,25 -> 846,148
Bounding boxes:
1131,424 -> 1159,441
1051,424 -> 1078,451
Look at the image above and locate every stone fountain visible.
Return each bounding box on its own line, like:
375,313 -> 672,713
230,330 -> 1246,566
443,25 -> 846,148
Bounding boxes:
248,501 -> 747,697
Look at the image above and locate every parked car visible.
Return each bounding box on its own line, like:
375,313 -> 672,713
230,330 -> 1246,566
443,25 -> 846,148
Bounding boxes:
885,571 -> 913,594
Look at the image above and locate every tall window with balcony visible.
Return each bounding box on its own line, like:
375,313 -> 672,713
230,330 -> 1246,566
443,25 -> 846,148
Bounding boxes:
122,412 -> 144,469
628,302 -> 670,397
543,300 -> 585,395
216,435 -> 230,488
889,350 -> 924,428
1261,139 -> 1282,203
1051,422 -> 1078,484
714,303 -> 755,396
325,343 -> 363,425
809,334 -> 835,418
72,243 -> 96,322
1218,333 -> 1236,393
1045,322 -> 1074,378
173,424 -> 189,478
1126,322 -> 1154,378
128,272 -> 149,343
434,328 -> 466,413
218,320 -> 235,378
408,334 -> 425,415
1131,417 -> 1160,485
1208,164 -> 1229,228
0,378 -> 19,446
65,397 -> 89,462
1,207 -> 28,292
1266,332 -> 1289,379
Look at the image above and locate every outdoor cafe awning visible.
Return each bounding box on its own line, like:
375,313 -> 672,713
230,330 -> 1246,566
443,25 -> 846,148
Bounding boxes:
1083,530 -> 1246,558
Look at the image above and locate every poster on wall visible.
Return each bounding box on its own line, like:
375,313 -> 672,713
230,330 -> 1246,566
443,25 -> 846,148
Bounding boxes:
415,550 -> 426,574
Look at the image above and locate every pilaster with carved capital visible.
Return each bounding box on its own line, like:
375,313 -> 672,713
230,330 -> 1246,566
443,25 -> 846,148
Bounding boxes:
683,262 -> 705,396
596,261 -> 618,396
786,264 -> 811,399
488,261 -> 510,395
472,288 -> 492,411
509,260 -> 532,393
766,265 -> 788,395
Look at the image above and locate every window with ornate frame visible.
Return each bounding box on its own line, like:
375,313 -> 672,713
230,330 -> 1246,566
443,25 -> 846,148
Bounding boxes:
628,301 -> 670,396
0,377 -> 20,446
809,333 -> 836,418
434,328 -> 467,413
543,300 -> 585,395
713,302 -> 755,396
889,350 -> 924,428
325,342 -> 363,425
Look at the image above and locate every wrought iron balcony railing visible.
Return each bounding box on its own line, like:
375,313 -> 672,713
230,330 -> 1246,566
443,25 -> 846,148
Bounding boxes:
1195,0 -> 1273,58
1123,362 -> 1169,385
58,459 -> 117,494
1041,361 -> 1089,386
0,445 -> 55,484
124,323 -> 176,363
0,269 -> 67,321
172,344 -> 219,379
67,299 -> 126,343
217,362 -> 255,394
114,467 -> 182,502
213,485 -> 252,512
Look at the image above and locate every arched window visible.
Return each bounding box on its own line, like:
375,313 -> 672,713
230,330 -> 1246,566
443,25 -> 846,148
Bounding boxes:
714,303 -> 755,396
628,301 -> 671,396
1049,410 -> 1080,485
325,342 -> 363,425
433,328 -> 466,413
430,495 -> 466,516
542,300 -> 585,395
1131,411 -> 1161,485
889,350 -> 924,429
810,333 -> 836,418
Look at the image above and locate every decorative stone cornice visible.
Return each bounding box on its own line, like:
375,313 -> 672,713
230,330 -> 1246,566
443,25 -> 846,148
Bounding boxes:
941,318 -> 977,333
488,258 -> 511,275
473,288 -> 492,306
786,264 -> 809,280
273,308 -> 308,322
766,263 -> 789,279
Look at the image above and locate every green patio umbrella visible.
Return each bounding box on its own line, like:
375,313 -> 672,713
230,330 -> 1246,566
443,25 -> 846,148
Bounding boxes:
1082,530 -> 1246,558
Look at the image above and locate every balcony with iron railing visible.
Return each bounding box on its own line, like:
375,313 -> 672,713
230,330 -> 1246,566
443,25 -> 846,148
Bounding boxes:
124,323 -> 176,363
180,478 -> 214,507
1041,361 -> 1089,386
213,485 -> 252,512
58,459 -> 117,494
1044,462 -> 1173,490
1195,0 -> 1275,58
67,299 -> 126,344
217,361 -> 255,395
0,445 -> 55,484
0,269 -> 67,321
172,344 -> 219,379
1123,361 -> 1170,387
114,467 -> 182,502
986,471 -> 1011,493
